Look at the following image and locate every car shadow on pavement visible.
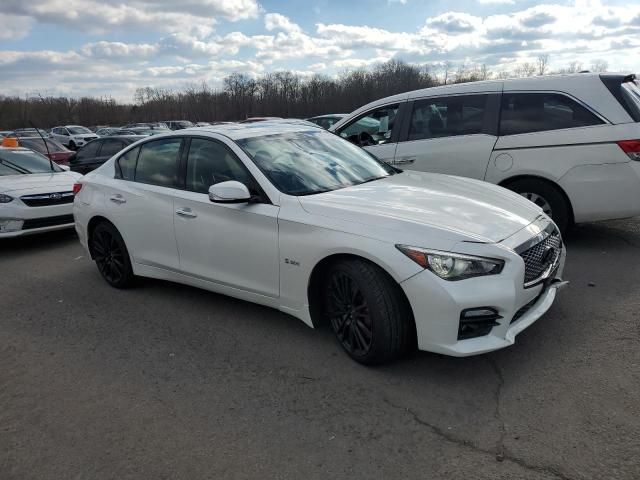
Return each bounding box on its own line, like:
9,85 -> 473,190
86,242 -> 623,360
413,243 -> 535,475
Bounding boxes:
0,229 -> 78,258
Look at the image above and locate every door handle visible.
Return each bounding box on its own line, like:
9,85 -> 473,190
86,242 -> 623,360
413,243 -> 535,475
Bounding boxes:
109,194 -> 126,204
395,157 -> 416,165
176,207 -> 197,218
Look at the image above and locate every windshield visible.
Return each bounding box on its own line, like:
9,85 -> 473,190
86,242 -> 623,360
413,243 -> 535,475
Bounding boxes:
237,130 -> 395,196
0,149 -> 63,175
68,126 -> 92,135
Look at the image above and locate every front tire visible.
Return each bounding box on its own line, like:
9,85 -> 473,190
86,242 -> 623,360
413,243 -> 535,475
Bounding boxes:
506,179 -> 570,234
90,222 -> 135,289
69,140 -> 77,150
323,259 -> 413,365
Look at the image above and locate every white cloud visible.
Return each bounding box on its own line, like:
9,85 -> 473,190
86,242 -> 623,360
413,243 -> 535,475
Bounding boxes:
265,13 -> 302,34
0,15 -> 33,40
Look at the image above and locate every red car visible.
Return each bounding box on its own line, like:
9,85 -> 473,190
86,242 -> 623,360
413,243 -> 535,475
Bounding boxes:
17,137 -> 75,164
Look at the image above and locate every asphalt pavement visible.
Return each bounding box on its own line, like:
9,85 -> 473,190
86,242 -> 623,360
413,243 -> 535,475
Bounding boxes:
1,219 -> 639,480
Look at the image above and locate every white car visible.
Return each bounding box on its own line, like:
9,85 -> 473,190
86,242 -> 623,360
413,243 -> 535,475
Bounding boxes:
330,73 -> 640,233
50,125 -> 99,150
73,124 -> 566,364
0,145 -> 82,237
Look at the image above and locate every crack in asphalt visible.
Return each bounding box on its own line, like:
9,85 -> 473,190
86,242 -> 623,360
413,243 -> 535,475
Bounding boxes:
382,396 -> 575,480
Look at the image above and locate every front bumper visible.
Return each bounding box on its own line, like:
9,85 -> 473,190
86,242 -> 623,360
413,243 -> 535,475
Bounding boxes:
401,233 -> 566,357
0,221 -> 75,238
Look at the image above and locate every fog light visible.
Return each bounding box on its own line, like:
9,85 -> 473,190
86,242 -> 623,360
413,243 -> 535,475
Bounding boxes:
0,219 -> 24,233
458,307 -> 502,340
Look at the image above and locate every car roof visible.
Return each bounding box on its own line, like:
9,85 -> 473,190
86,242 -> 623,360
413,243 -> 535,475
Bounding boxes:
184,122 -> 323,140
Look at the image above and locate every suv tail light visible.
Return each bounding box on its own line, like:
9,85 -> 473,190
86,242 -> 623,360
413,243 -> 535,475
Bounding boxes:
617,140 -> 640,160
72,183 -> 83,195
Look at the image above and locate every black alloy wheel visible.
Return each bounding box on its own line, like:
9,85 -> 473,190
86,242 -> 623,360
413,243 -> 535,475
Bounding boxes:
90,222 -> 134,288
326,271 -> 373,357
323,259 -> 414,365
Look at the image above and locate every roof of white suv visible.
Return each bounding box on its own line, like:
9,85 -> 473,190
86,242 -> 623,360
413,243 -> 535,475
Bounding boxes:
332,72 -> 637,129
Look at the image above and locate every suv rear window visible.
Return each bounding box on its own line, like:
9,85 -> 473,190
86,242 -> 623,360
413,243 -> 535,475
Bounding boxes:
620,80 -> 640,122
500,92 -> 604,136
600,74 -> 640,122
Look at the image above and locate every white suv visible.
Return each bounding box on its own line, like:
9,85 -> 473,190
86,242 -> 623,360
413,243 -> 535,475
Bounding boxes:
331,73 -> 640,232
51,125 -> 99,150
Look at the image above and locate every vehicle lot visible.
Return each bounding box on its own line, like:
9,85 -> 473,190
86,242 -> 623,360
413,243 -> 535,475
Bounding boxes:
1,220 -> 639,479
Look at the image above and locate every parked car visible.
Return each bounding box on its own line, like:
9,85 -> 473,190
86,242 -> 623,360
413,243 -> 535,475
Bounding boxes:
50,125 -> 99,150
306,114 -> 347,129
165,120 -> 195,130
0,142 -> 82,237
96,128 -> 143,136
127,127 -> 171,136
69,136 -> 141,175
123,122 -> 170,130
74,124 -> 566,365
17,137 -> 75,164
331,73 -> 640,233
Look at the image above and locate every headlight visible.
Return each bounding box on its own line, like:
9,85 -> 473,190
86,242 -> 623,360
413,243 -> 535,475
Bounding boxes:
0,194 -> 14,203
396,245 -> 504,281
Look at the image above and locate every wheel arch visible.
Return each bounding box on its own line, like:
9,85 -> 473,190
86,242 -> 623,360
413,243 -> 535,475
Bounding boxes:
498,174 -> 575,225
306,253 -> 416,340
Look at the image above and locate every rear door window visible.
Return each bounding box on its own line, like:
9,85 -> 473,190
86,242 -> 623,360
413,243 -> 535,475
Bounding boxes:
100,139 -> 125,158
408,95 -> 489,141
500,92 -> 604,136
134,138 -> 182,187
76,140 -> 101,162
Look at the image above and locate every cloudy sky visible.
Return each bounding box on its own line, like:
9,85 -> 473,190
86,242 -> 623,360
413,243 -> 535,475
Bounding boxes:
0,0 -> 638,101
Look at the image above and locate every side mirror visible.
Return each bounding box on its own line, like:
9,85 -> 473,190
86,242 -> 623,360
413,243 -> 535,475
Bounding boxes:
59,164 -> 71,171
208,181 -> 251,204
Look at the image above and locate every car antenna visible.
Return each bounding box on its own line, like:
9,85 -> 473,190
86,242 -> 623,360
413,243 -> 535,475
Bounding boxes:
29,120 -> 55,172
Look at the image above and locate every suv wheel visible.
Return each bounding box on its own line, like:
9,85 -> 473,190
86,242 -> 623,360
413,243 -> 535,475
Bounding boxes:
506,179 -> 570,234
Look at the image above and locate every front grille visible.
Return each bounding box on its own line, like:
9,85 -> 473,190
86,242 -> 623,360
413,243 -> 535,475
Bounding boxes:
22,214 -> 74,230
519,229 -> 562,287
21,192 -> 74,207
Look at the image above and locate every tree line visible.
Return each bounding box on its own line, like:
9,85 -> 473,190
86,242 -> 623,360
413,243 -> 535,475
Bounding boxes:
0,57 -> 609,129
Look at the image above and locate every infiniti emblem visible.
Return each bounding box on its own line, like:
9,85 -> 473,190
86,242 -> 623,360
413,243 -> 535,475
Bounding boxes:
49,193 -> 62,200
541,245 -> 556,264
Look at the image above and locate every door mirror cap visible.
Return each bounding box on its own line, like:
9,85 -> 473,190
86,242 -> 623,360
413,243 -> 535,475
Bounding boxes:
208,181 -> 251,204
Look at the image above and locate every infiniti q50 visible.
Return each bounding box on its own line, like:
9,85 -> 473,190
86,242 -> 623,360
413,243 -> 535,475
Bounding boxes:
73,124 -> 566,364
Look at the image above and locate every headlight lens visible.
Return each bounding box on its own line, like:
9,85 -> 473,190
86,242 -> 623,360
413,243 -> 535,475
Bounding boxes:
0,194 -> 14,203
396,245 -> 504,281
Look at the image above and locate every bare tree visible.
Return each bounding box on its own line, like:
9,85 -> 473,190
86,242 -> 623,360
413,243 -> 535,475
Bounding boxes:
590,59 -> 608,73
537,54 -> 549,76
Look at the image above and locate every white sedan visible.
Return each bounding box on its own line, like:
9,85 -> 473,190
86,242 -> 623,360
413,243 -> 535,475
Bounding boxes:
73,124 -> 566,364
0,145 -> 82,237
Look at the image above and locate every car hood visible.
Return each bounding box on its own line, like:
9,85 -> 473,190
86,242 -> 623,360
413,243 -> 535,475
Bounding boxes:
0,171 -> 82,194
298,171 -> 543,243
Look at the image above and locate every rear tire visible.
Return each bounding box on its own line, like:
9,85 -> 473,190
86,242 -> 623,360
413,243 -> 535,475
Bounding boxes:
322,259 -> 413,365
506,179 -> 570,234
90,222 -> 135,289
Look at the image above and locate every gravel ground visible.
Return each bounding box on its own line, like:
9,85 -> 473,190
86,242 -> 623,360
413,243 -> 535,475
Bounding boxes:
1,219 -> 639,480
